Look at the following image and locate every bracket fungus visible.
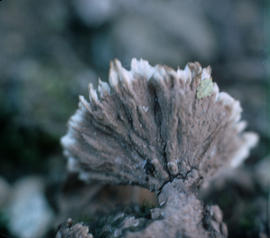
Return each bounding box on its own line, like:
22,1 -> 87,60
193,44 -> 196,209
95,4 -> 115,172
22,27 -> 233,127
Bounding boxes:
60,59 -> 258,238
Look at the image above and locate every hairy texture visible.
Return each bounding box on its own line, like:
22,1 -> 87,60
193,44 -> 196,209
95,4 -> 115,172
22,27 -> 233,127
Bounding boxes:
61,59 -> 257,191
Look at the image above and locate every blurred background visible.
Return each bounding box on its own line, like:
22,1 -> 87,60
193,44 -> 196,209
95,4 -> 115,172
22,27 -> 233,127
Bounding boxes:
0,0 -> 269,237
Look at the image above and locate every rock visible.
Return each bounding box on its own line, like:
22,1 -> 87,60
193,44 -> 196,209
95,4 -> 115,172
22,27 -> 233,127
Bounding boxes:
72,0 -> 117,26
5,177 -> 54,238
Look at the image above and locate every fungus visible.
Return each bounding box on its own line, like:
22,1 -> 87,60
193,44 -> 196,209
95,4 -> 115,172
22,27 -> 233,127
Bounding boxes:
59,59 -> 258,237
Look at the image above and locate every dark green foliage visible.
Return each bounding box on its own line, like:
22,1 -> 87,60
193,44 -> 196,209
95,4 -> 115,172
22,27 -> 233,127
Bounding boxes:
0,108 -> 60,181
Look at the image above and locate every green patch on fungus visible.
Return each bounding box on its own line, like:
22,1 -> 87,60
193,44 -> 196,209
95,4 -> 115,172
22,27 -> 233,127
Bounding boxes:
196,78 -> 214,99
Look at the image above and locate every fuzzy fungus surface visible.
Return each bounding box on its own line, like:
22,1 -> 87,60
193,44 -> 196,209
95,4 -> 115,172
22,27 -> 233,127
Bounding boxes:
61,59 -> 257,191
60,58 -> 258,238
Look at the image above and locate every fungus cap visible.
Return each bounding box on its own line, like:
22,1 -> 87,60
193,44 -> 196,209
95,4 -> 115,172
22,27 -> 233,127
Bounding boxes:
61,59 -> 258,191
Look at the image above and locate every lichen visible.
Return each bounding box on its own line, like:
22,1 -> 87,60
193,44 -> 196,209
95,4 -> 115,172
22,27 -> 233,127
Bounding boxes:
196,78 -> 214,99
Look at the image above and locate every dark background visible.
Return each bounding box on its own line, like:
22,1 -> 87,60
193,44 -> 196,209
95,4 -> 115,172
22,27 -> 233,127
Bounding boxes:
0,0 -> 269,237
